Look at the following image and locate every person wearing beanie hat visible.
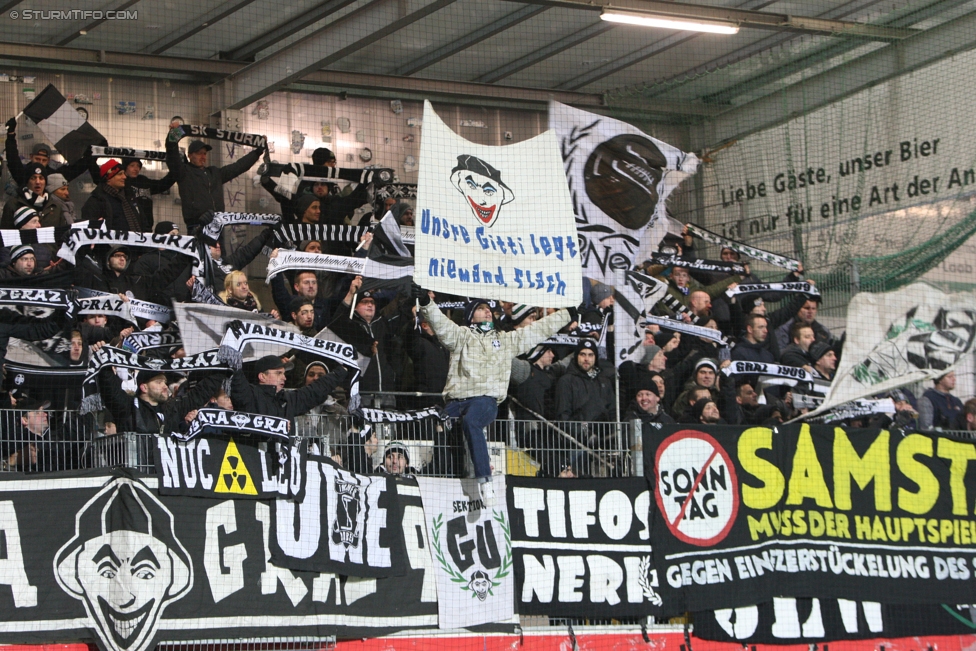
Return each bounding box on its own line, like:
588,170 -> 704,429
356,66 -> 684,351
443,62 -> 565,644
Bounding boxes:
809,341 -> 837,381
12,206 -> 40,229
166,117 -> 266,232
153,221 -> 180,236
670,358 -> 722,421
44,172 -> 77,226
4,245 -> 36,277
295,194 -> 321,224
4,115 -> 94,188
82,158 -> 148,232
413,282 -> 573,500
554,338 -> 615,424
641,344 -> 664,371
379,442 -> 413,476
692,398 -> 724,425
623,371 -> 675,425
0,161 -> 60,229
510,342 -> 557,470
589,282 -> 614,309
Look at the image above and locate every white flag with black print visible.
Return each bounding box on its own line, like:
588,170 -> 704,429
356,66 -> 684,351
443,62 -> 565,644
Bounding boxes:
549,101 -> 699,285
613,270 -> 668,366
803,282 -> 976,419
417,476 -> 514,629
21,84 -> 106,162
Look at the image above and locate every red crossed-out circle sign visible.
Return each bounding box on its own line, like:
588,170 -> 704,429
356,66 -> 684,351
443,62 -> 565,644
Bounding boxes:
654,429 -> 739,546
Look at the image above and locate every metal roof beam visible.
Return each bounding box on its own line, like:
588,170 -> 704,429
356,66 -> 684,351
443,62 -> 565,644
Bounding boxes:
145,0 -> 261,55
223,0 -> 360,61
474,22 -> 612,83
395,5 -> 547,76
696,8 -> 976,149
54,0 -> 141,46
220,0 -> 456,110
506,0 -> 919,40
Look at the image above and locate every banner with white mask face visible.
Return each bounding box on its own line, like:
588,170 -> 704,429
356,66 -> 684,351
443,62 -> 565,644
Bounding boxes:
417,476 -> 514,629
548,101 -> 699,284
802,283 -> 976,420
415,101 -> 581,307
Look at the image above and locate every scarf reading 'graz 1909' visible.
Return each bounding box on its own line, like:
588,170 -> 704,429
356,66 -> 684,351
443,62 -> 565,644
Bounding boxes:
722,360 -> 814,382
81,346 -> 229,414
91,145 -> 167,162
170,408 -> 290,443
686,223 -> 802,271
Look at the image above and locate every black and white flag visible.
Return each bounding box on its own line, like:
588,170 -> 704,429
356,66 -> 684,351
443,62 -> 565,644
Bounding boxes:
549,101 -> 699,285
613,269 -> 668,366
21,84 -> 107,162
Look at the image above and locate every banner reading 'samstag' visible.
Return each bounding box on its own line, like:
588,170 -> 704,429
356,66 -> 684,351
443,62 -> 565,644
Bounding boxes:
644,425 -> 976,614
415,101 -> 581,307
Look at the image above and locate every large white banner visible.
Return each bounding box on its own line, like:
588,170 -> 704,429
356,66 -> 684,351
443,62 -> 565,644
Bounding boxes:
549,101 -> 699,285
417,476 -> 514,629
806,283 -> 976,418
415,101 -> 581,307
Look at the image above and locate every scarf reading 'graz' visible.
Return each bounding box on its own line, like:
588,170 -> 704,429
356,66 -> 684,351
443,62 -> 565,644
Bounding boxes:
82,346 -> 229,414
171,408 -> 290,443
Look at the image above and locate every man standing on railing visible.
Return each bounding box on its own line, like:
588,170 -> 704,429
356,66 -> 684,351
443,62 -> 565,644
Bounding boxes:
414,286 -> 572,505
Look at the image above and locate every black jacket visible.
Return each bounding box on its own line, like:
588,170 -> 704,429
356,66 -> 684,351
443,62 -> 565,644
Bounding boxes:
622,400 -> 676,426
554,361 -> 615,423
5,133 -> 93,187
166,138 -> 263,229
81,183 -> 150,232
127,172 -> 176,225
74,247 -> 193,302
327,307 -> 397,394
0,307 -> 67,362
100,370 -> 226,434
230,366 -> 347,419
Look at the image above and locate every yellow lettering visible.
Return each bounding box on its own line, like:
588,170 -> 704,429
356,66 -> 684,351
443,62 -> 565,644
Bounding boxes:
896,434 -> 939,514
739,427 -> 784,509
786,424 -> 833,508
871,515 -> 887,541
936,438 -> 976,516
834,428 -> 891,511
747,513 -> 775,540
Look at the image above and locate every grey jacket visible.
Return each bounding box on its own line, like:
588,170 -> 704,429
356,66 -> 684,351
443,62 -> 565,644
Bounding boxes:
420,303 -> 569,403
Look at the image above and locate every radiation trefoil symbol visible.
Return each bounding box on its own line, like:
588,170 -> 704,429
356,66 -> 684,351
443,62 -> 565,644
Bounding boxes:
214,438 -> 257,495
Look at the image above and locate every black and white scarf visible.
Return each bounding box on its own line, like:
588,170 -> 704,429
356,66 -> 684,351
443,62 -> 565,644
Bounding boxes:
266,250 -> 364,282
722,360 -> 814,382
357,406 -> 444,424
686,223 -> 801,271
263,162 -> 393,198
0,226 -> 72,248
651,253 -> 745,275
0,287 -> 72,310
91,145 -> 167,161
274,223 -> 369,247
201,211 -> 281,243
122,331 -> 183,354
179,125 -> 267,149
726,281 -> 819,297
21,189 -> 47,209
58,229 -> 202,271
171,408 -> 290,443
820,398 -> 895,424
190,278 -> 226,305
642,314 -> 728,345
77,290 -> 173,324
82,346 -> 229,414
216,321 -> 361,409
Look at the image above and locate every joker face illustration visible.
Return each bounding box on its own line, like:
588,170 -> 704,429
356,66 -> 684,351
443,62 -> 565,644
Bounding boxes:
450,155 -> 514,228
468,569 -> 492,601
55,480 -> 192,651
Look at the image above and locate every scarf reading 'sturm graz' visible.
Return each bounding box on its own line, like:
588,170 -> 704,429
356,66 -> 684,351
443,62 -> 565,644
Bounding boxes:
59,229 -> 202,271
201,212 -> 281,242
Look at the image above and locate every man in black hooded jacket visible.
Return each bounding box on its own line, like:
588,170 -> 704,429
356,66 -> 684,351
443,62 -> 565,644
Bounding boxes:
100,368 -> 227,434
230,354 -> 348,419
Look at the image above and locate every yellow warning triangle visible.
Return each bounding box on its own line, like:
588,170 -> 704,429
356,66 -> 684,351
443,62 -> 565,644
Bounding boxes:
214,438 -> 258,495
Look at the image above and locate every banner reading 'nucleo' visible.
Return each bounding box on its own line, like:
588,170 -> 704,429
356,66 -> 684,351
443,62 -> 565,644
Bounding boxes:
415,101 -> 581,307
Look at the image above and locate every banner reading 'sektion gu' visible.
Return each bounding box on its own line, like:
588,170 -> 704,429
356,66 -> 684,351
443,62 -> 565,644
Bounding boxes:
415,101 -> 581,307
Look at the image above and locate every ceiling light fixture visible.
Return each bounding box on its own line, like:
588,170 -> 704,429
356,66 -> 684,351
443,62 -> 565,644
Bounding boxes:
600,8 -> 739,34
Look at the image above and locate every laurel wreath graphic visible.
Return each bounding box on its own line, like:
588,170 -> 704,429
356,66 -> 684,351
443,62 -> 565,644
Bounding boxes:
431,509 -> 512,599
638,555 -> 663,606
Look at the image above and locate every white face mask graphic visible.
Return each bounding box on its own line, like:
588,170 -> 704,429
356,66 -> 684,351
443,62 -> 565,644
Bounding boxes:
56,480 -> 193,651
450,155 -> 514,228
